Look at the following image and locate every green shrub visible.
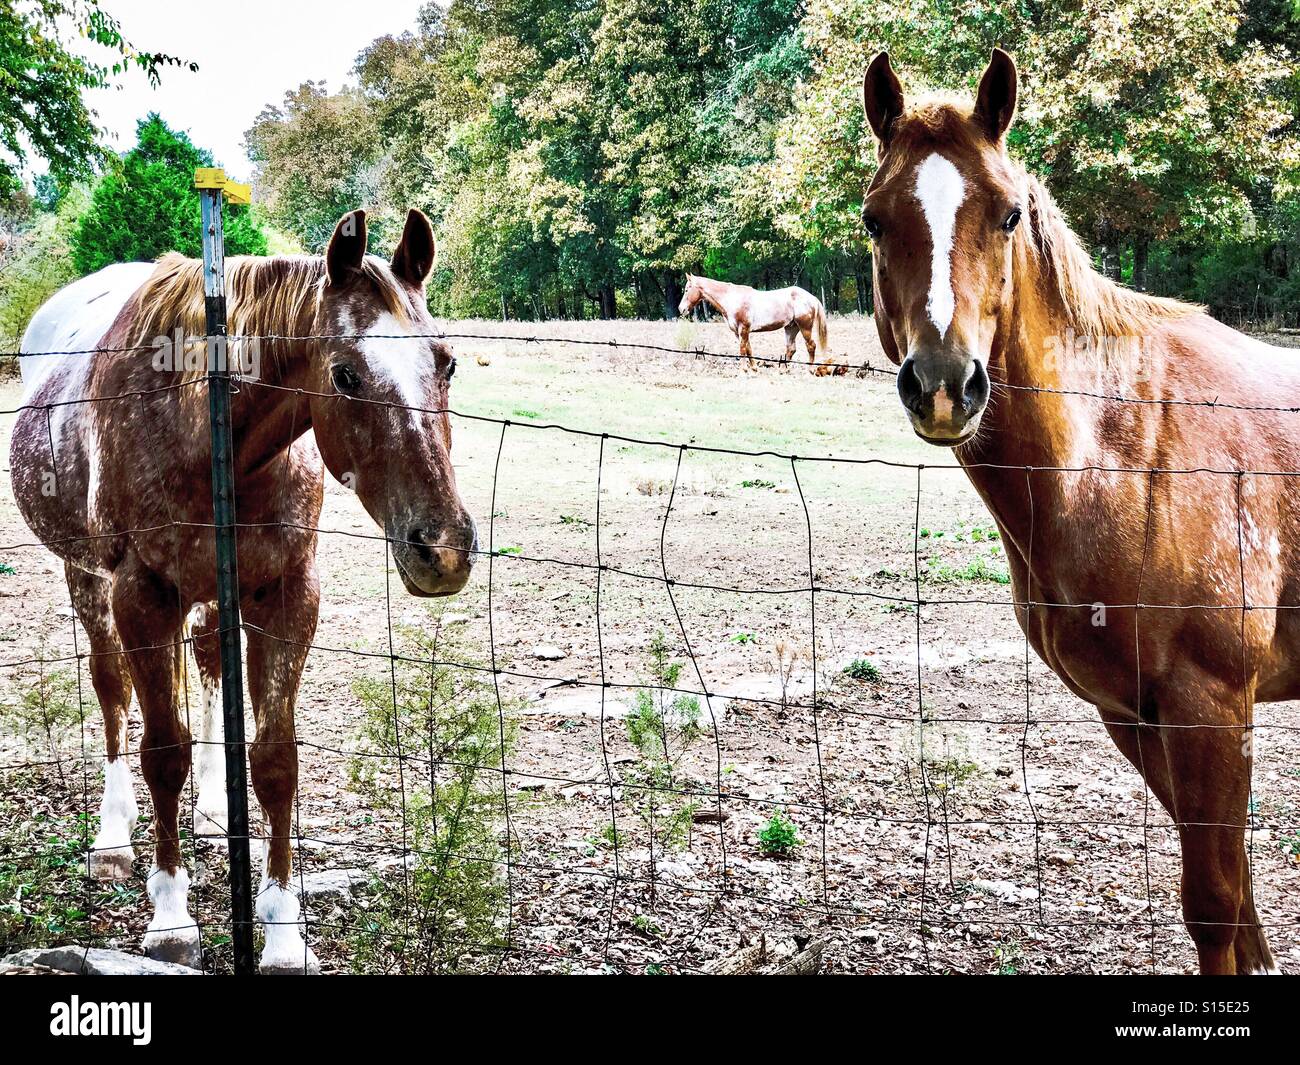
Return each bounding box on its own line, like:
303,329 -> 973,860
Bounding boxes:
758,811 -> 801,857
617,631 -> 703,854
842,658 -> 882,682
0,186 -> 88,357
0,667 -> 83,782
347,618 -> 516,973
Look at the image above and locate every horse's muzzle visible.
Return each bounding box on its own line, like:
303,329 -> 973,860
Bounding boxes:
392,515 -> 478,597
897,354 -> 989,446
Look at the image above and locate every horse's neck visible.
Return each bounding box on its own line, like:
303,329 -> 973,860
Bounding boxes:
230,338 -> 317,475
954,259 -> 1093,562
696,279 -> 735,315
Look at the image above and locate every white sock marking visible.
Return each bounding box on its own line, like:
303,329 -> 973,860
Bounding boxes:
257,879 -> 317,971
145,866 -> 196,938
913,153 -> 966,339
193,680 -> 226,834
92,757 -> 138,857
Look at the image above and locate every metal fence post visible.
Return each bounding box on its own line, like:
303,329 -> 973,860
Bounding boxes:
195,167 -> 256,974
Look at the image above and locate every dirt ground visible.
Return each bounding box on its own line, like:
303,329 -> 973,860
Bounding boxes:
2,314 -> 1298,974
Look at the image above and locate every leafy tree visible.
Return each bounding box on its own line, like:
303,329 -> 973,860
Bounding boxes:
0,0 -> 196,199
0,183 -> 88,352
243,0 -> 1300,321
245,81 -> 388,253
71,114 -> 267,274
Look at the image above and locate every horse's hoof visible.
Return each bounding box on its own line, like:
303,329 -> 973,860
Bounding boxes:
259,946 -> 321,975
88,847 -> 134,881
143,925 -> 202,970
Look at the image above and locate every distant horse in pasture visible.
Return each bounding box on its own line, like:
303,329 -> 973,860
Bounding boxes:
861,47 -> 1293,973
10,209 -> 477,973
678,273 -> 828,371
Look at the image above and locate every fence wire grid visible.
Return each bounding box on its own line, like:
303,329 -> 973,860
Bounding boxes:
1,326 -> 1298,975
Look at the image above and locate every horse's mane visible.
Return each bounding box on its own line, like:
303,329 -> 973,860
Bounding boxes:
125,252 -> 415,382
1018,169 -> 1199,338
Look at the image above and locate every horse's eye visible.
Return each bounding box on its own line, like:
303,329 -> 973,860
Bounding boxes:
331,364 -> 361,394
445,357 -> 456,381
863,214 -> 883,240
1002,208 -> 1022,233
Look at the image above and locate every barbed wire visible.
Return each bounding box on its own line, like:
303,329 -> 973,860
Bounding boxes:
7,325 -> 1300,412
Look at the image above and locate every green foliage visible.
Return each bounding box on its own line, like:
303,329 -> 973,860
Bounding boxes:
245,0 -> 1299,321
618,631 -> 703,853
0,1 -> 195,198
757,811 -> 801,857
842,658 -> 882,682
71,115 -> 266,274
245,82 -> 388,253
0,793 -> 102,953
347,619 -> 515,973
1278,830 -> 1300,860
0,184 -> 88,353
0,666 -> 82,779
993,938 -> 1024,975
924,553 -> 1012,586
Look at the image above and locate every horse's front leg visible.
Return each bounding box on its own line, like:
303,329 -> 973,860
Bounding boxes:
737,323 -> 754,371
111,556 -> 200,967
1153,673 -> 1263,974
245,558 -> 321,975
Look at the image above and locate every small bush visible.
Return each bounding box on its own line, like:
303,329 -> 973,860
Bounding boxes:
0,796 -> 98,953
842,658 -> 882,682
347,618 -> 517,973
0,667 -> 83,782
618,631 -> 703,854
758,812 -> 801,857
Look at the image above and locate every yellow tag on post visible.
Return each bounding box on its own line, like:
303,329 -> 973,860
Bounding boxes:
194,168 -> 252,205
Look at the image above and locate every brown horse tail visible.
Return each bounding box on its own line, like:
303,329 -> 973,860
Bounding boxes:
815,300 -> 829,354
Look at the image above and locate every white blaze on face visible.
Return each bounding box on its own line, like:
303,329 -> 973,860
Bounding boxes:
913,153 -> 967,340
361,312 -> 435,429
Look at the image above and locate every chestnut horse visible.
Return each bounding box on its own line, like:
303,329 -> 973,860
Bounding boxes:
860,48 -> 1295,974
10,209 -> 476,973
678,273 -> 829,371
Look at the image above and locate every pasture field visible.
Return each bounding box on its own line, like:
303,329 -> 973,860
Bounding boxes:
2,315 -> 1299,974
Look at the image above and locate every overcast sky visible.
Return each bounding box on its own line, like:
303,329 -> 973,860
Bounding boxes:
81,0 -> 429,181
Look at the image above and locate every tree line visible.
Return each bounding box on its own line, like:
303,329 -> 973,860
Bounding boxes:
3,1 -> 1299,335
244,0 -> 1300,324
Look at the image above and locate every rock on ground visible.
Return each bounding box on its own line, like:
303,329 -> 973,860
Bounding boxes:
2,947 -> 202,975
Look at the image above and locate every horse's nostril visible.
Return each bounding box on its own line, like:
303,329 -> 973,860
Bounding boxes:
897,357 -> 927,416
406,527 -> 435,561
963,359 -> 990,415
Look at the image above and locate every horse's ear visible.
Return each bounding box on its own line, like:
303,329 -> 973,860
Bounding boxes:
326,210 -> 368,286
863,52 -> 905,146
391,208 -> 437,288
974,48 -> 1018,144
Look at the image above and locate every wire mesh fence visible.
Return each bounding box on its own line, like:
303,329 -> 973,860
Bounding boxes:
2,326 -> 1299,975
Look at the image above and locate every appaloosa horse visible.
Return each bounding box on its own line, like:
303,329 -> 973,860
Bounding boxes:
861,48 -> 1292,973
10,209 -> 476,973
678,273 -> 829,371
